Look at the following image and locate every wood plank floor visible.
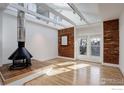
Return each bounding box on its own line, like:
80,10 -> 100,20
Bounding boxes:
0,59 -> 53,84
0,76 -> 2,85
24,58 -> 124,85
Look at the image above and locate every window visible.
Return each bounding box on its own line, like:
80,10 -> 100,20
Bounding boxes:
79,36 -> 87,55
90,36 -> 100,56
25,3 -> 37,18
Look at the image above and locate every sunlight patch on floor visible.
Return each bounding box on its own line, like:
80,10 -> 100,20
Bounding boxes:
56,61 -> 76,66
67,64 -> 90,70
46,68 -> 71,76
46,63 -> 90,76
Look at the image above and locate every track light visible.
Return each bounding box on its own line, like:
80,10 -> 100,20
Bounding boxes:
80,18 -> 83,21
73,11 -> 75,14
46,21 -> 49,24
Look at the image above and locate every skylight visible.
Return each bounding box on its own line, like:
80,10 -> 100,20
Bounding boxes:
47,3 -> 102,25
48,3 -> 87,26
5,3 -> 102,29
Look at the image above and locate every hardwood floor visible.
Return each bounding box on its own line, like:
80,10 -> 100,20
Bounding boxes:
0,76 -> 3,85
0,58 -> 123,85
0,59 -> 53,84
24,58 -> 124,85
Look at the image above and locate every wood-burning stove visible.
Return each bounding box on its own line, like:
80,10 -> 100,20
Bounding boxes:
8,4 -> 33,70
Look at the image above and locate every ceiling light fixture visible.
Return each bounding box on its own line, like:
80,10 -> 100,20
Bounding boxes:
68,3 -> 88,24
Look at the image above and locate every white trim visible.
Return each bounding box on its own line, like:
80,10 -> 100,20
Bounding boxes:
77,58 -> 102,64
34,57 -> 58,62
74,26 -> 77,60
102,63 -> 119,68
57,56 -> 76,60
76,59 -> 102,65
0,10 -> 3,67
101,22 -> 104,64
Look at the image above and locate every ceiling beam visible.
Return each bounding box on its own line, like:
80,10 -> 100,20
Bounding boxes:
41,4 -> 76,26
9,4 -> 65,27
68,3 -> 89,24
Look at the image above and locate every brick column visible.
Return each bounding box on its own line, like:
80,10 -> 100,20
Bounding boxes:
103,19 -> 119,64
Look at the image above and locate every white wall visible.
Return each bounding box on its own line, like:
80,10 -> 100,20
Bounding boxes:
26,21 -> 58,61
119,10 -> 124,75
2,13 -> 58,65
76,23 -> 103,63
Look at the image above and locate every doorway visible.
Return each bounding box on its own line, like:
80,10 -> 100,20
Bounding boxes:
77,34 -> 102,63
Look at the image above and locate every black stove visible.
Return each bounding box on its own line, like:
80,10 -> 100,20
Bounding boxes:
8,3 -> 33,70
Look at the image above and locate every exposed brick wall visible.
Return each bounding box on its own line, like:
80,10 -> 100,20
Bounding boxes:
58,27 -> 74,58
103,19 -> 119,64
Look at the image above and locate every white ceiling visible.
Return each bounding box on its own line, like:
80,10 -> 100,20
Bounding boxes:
75,3 -> 124,21
49,3 -> 101,26
49,3 -> 124,27
0,3 -> 124,21
0,3 -> 124,29
98,3 -> 124,21
75,3 -> 100,15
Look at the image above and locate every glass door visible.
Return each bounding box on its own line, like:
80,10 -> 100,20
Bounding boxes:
77,34 -> 102,63
90,36 -> 100,57
79,36 -> 87,55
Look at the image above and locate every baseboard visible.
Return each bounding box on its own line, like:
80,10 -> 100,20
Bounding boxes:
102,63 -> 119,67
77,58 -> 102,64
57,56 -> 76,60
32,56 -> 58,62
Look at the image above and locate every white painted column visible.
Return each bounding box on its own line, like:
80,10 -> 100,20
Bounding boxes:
119,10 -> 124,76
74,26 -> 77,60
0,10 -> 3,66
